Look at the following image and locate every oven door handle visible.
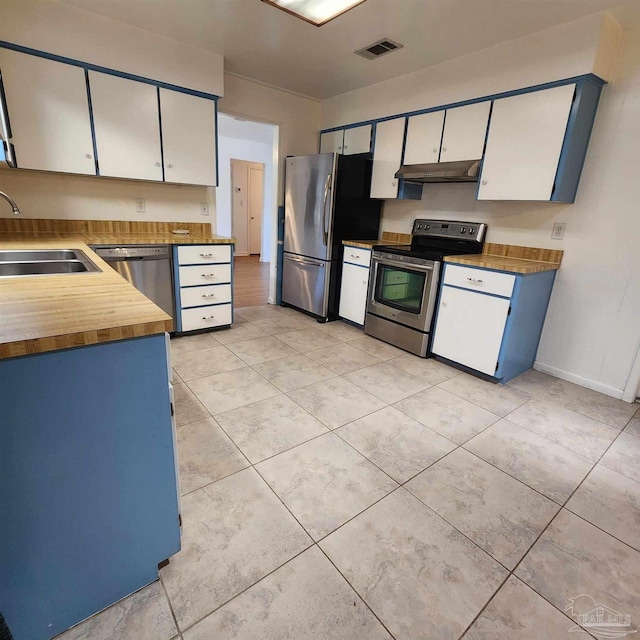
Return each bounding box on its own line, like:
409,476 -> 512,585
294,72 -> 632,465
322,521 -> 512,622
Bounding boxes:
372,256 -> 435,272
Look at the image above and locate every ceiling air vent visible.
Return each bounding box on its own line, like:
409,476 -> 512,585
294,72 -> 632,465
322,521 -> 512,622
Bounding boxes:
355,38 -> 404,60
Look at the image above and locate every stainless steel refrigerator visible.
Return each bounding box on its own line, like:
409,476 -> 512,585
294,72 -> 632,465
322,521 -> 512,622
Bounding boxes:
282,152 -> 381,321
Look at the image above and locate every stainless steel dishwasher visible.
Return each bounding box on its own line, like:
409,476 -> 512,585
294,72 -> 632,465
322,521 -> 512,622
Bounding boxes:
91,245 -> 175,320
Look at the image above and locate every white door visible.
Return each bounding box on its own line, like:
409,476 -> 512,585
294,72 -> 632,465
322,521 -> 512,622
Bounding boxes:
89,71 -> 163,181
432,286 -> 510,375
160,89 -> 216,186
320,130 -> 343,153
343,124 -> 372,155
440,102 -> 491,162
0,50 -> 95,174
478,84 -> 575,200
370,118 -> 406,199
403,111 -> 445,165
231,160 -> 248,256
248,165 -> 264,254
339,262 -> 369,325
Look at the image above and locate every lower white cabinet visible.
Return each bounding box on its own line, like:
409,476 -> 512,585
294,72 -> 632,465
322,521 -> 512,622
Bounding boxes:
432,263 -> 557,382
174,244 -> 234,332
339,247 -> 371,325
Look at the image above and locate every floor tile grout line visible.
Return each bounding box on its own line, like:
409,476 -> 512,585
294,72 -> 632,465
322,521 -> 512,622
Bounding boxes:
159,575 -> 182,638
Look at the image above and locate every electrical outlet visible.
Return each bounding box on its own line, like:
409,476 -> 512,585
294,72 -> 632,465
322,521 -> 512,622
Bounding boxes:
551,222 -> 566,240
200,202 -> 209,216
135,198 -> 146,213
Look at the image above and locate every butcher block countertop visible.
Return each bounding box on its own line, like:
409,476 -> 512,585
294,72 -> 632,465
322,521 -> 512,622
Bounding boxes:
0,239 -> 173,360
444,243 -> 563,274
343,239 -> 410,249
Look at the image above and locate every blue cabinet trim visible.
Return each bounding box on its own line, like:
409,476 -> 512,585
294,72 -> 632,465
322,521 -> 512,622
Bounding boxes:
320,74 -> 605,134
0,41 -> 220,101
172,246 -> 183,332
84,69 -> 100,175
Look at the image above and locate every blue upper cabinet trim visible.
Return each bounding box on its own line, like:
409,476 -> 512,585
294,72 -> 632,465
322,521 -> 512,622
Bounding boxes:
320,73 -> 606,134
551,78 -> 603,203
84,69 -> 100,176
0,40 -> 220,101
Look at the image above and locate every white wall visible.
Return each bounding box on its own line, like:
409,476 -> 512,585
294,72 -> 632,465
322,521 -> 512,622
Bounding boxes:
320,13 -> 640,400
217,114 -> 277,261
0,0 -> 222,226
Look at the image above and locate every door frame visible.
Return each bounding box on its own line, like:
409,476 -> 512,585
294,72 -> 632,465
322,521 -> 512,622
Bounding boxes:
622,344 -> 640,403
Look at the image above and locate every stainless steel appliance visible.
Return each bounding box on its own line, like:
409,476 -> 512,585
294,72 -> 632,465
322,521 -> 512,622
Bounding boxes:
395,159 -> 481,183
365,219 -> 486,356
282,153 -> 381,321
92,245 -> 175,320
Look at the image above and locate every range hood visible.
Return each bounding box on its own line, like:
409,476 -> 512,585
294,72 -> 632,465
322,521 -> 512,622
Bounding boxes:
395,159 -> 480,183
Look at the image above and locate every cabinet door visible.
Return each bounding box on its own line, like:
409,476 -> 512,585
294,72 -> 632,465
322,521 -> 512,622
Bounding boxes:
343,124 -> 372,155
403,111 -> 445,165
339,262 -> 369,325
370,118 -> 405,199
160,89 -> 217,186
440,102 -> 490,162
478,84 -> 574,200
0,50 -> 95,174
89,71 -> 163,181
432,285 -> 510,375
320,130 -> 343,153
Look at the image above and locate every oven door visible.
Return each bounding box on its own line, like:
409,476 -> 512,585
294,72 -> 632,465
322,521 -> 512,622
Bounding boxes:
367,254 -> 440,332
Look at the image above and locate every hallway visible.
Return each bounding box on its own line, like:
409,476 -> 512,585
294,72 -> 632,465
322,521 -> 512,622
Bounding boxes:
233,255 -> 270,308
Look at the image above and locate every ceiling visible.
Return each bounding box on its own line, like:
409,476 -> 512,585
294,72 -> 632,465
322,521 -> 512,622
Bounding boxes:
58,0 -> 629,99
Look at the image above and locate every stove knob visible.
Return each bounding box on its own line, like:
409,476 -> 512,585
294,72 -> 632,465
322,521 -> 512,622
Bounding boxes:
425,224 -> 430,230
460,227 -> 466,234
416,224 -> 423,230
469,227 -> 476,234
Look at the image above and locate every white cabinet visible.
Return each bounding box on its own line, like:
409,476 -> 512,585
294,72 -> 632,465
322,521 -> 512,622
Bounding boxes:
160,89 -> 216,186
0,50 -> 95,174
478,84 -> 575,201
89,72 -> 163,181
339,247 -> 372,326
175,244 -> 233,333
403,102 -> 490,165
370,118 -> 405,199
320,125 -> 372,155
403,111 -> 445,165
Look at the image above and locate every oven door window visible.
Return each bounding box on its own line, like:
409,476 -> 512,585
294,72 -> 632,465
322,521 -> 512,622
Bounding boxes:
374,265 -> 426,314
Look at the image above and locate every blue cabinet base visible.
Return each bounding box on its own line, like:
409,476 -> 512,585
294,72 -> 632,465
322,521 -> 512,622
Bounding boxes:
0,334 -> 180,640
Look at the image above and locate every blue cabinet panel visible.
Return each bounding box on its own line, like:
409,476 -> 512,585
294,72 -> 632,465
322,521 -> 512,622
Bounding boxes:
0,334 -> 180,640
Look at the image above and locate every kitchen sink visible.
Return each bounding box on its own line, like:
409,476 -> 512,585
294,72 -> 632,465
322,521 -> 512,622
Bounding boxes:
0,249 -> 101,278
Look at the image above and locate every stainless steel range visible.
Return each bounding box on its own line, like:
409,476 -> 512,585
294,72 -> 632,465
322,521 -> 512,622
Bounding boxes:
365,219 -> 486,357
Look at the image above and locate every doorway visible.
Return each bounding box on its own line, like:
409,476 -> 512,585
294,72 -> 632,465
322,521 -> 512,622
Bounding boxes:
231,159 -> 265,257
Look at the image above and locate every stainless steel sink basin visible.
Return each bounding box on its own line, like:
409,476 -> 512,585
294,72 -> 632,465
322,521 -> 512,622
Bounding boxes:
0,249 -> 82,262
0,248 -> 101,278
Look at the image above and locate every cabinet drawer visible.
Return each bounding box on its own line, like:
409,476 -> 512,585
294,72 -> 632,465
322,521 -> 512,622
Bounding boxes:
181,303 -> 232,331
444,264 -> 515,298
177,244 -> 231,265
180,284 -> 232,309
343,247 -> 371,268
178,264 -> 231,287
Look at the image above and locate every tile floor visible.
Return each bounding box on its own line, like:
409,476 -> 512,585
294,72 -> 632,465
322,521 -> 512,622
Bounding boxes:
58,305 -> 640,640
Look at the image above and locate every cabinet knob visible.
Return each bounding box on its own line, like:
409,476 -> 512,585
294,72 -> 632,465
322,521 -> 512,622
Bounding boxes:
481,179 -> 488,185
432,148 -> 437,153
391,180 -> 397,187
362,280 -> 367,285
85,153 -> 92,159
167,164 -> 173,169
202,315 -> 216,321
155,162 -> 161,167
442,147 -> 447,152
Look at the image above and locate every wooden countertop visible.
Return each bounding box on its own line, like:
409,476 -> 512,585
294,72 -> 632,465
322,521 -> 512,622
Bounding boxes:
0,239 -> 173,360
0,231 -> 234,245
444,243 -> 563,274
343,240 -> 410,249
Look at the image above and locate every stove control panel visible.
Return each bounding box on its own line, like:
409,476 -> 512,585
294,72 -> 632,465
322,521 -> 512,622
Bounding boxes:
412,219 -> 486,243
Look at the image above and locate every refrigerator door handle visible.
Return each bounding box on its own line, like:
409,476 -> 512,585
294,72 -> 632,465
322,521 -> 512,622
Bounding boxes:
285,254 -> 325,268
321,173 -> 332,246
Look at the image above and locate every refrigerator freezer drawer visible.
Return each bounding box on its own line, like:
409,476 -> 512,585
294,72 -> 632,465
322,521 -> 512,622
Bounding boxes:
282,253 -> 330,318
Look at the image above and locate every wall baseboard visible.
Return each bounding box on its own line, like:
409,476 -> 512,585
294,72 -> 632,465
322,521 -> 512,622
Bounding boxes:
533,361 -> 626,401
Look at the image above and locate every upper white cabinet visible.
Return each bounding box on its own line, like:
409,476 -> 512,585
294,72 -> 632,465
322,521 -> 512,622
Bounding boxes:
320,124 -> 372,155
160,89 -> 216,186
478,84 -> 575,201
403,111 -> 445,165
403,101 -> 490,165
370,118 -> 405,199
0,50 -> 95,174
89,72 -> 163,181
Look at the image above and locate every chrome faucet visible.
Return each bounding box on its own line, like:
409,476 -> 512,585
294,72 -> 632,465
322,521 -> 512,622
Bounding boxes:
0,190 -> 20,215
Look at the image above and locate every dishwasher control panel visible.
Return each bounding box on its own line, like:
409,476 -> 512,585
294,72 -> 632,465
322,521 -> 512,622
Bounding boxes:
91,245 -> 171,259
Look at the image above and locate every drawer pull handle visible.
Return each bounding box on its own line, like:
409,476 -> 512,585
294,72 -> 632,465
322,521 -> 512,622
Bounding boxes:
350,254 -> 360,258
202,273 -> 217,278
202,315 -> 216,321
199,253 -> 214,258
467,277 -> 484,284
201,293 -> 216,298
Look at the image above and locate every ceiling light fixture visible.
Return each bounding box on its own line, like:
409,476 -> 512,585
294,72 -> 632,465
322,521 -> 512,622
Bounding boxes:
262,0 -> 366,27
